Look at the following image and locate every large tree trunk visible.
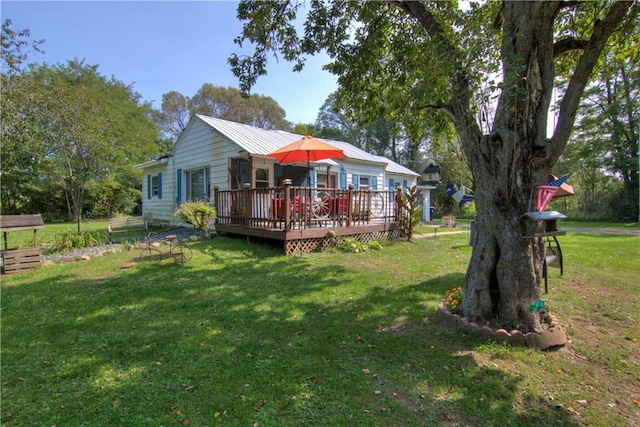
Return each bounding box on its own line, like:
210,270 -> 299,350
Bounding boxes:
451,1 -> 634,332
463,150 -> 547,332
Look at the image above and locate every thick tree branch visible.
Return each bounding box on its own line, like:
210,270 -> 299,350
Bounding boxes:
414,101 -> 454,120
553,37 -> 589,58
552,1 -> 638,159
388,0 -> 482,148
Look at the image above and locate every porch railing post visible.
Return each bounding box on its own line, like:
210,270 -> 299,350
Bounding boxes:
395,188 -> 403,223
347,183 -> 354,227
284,180 -> 292,230
213,186 -> 219,226
243,183 -> 251,225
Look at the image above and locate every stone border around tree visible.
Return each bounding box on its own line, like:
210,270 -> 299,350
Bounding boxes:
437,301 -> 567,350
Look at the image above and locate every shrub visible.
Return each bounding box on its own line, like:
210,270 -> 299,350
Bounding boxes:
444,286 -> 463,315
49,229 -> 106,252
174,201 -> 216,234
398,185 -> 422,241
337,238 -> 382,253
338,238 -> 366,253
369,240 -> 383,250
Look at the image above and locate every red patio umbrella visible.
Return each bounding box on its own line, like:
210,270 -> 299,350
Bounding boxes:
268,136 -> 346,185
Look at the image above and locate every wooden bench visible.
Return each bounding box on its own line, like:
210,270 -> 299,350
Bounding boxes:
542,235 -> 563,293
108,216 -> 148,243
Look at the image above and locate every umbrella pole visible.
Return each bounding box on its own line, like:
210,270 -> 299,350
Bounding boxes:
307,151 -> 311,187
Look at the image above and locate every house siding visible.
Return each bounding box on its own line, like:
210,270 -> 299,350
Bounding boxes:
141,164 -> 172,223
386,173 -> 417,190
342,161 -> 384,190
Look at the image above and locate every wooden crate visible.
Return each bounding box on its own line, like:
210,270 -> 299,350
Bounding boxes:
1,247 -> 42,274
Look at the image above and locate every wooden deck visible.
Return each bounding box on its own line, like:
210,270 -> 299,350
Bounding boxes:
214,184 -> 404,254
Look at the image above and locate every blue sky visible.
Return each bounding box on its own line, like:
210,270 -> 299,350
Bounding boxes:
1,1 -> 338,125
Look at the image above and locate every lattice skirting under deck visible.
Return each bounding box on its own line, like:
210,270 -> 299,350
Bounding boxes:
285,230 -> 401,255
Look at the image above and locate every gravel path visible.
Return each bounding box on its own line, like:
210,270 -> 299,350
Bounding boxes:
413,225 -> 640,239
562,227 -> 640,235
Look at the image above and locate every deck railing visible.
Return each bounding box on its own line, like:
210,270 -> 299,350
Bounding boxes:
214,183 -> 401,231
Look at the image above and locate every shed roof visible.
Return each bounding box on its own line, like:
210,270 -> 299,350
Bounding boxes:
373,155 -> 420,177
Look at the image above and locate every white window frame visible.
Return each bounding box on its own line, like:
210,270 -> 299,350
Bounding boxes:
185,166 -> 210,201
359,175 -> 370,189
255,167 -> 269,188
151,175 -> 159,197
316,172 -> 337,189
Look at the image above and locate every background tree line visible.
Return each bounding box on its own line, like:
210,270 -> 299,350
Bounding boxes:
2,12 -> 638,227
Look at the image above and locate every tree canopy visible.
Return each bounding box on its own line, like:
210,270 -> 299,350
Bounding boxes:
154,84 -> 290,142
2,21 -> 161,227
555,20 -> 639,221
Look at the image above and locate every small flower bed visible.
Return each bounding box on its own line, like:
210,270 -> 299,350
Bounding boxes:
444,286 -> 463,314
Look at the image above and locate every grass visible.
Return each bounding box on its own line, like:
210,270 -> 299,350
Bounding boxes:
1,226 -> 639,426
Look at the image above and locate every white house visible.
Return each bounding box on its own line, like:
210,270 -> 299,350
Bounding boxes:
136,115 -> 423,226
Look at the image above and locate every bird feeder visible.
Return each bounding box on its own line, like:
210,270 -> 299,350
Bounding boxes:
422,164 -> 441,186
520,211 -> 567,238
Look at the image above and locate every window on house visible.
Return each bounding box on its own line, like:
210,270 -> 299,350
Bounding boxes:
316,173 -> 337,189
151,175 -> 159,197
255,168 -> 269,188
229,159 -> 249,189
186,167 -> 209,201
359,176 -> 370,189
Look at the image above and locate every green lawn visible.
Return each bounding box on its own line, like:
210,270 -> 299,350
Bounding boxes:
1,228 -> 639,426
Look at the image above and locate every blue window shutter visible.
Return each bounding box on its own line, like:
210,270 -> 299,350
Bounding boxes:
339,172 -> 347,189
403,180 -> 408,193
372,176 -> 378,190
147,175 -> 151,199
158,173 -> 163,199
388,179 -> 394,201
176,169 -> 182,204
352,174 -> 359,189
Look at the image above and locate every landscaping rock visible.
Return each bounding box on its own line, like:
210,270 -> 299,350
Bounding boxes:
437,300 -> 567,350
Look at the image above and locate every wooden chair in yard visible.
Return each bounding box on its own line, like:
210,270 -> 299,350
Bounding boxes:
107,216 -> 148,243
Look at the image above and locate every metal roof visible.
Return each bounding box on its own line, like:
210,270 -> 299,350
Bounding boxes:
196,115 -> 300,156
196,115 -> 387,166
137,115 -> 420,176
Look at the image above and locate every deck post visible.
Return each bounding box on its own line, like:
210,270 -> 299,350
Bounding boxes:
395,188 -> 403,222
347,184 -> 354,227
243,183 -> 251,225
213,186 -> 219,226
284,180 -> 292,230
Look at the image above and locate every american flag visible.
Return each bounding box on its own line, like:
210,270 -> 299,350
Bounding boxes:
546,173 -> 572,187
536,174 -> 572,212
